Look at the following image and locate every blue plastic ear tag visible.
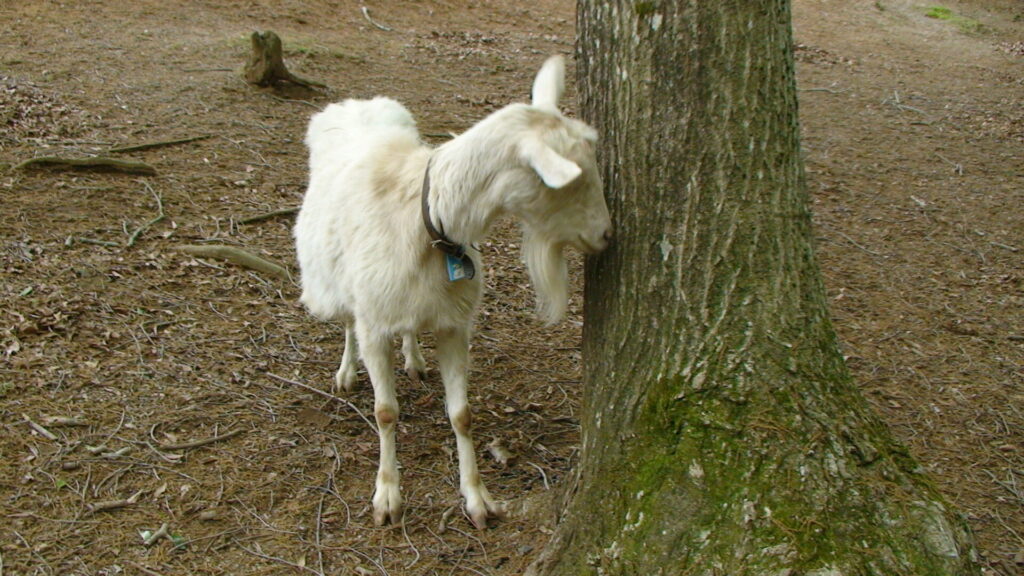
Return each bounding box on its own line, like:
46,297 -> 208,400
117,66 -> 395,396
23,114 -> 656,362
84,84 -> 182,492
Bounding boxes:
446,253 -> 475,281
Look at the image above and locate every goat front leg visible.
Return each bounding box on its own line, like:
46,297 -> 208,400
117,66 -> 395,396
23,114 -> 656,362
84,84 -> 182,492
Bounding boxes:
436,326 -> 504,529
357,324 -> 403,526
401,332 -> 427,382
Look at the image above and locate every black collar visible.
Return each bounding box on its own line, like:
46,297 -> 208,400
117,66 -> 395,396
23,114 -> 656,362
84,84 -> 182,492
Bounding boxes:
421,162 -> 477,281
420,162 -> 469,259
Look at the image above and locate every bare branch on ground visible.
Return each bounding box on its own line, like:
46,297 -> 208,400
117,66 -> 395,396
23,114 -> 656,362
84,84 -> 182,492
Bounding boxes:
158,429 -> 243,451
127,182 -> 165,247
23,414 -> 59,441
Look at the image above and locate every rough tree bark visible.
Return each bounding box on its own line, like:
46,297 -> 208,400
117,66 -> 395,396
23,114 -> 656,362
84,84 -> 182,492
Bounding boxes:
528,2 -> 980,575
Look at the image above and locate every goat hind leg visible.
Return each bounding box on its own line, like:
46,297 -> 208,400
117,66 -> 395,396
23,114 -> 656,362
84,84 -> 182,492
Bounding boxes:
401,332 -> 427,382
334,325 -> 359,393
358,324 -> 403,526
436,326 -> 504,529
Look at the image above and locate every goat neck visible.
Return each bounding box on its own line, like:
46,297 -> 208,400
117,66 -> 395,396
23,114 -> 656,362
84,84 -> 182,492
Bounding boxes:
425,108 -> 531,248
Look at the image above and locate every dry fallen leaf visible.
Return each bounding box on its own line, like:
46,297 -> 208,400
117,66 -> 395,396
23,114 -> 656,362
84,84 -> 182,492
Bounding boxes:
296,406 -> 331,427
487,438 -> 516,467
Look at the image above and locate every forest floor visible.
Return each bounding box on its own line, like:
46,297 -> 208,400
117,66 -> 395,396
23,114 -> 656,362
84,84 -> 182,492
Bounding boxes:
1,0 -> 1021,574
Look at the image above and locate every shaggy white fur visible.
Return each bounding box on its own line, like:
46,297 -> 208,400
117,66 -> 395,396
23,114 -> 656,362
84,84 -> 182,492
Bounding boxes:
294,55 -> 611,529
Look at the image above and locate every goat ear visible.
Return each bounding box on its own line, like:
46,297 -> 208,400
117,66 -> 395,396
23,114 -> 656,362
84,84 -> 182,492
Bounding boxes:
521,137 -> 582,189
531,55 -> 565,113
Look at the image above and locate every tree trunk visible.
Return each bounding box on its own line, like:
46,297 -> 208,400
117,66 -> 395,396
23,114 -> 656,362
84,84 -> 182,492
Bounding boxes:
529,2 -> 980,575
244,31 -> 326,89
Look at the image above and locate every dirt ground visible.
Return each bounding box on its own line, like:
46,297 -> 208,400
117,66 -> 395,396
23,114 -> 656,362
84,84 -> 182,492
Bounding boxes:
1,1 -> 1020,574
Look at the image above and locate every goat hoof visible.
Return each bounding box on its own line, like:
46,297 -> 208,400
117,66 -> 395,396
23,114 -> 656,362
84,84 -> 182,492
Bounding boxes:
372,486 -> 403,527
405,367 -> 427,383
470,510 -> 488,530
466,497 -> 506,530
373,506 -> 403,527
334,368 -> 357,393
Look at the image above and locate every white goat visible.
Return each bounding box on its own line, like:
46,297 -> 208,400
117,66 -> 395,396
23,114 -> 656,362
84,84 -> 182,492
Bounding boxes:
294,56 -> 611,529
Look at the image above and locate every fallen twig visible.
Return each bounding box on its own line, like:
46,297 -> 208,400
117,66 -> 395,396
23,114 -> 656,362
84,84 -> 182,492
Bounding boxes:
158,429 -> 243,451
127,561 -> 166,576
361,6 -> 393,31
527,461 -> 550,490
41,416 -> 88,427
800,87 -> 846,94
87,488 -> 145,513
236,541 -> 326,576
142,522 -> 171,547
100,446 -> 132,459
239,206 -> 300,225
144,441 -> 184,463
983,469 -> 1024,504
990,241 -> 1019,253
935,153 -> 964,175
108,135 -> 211,154
15,156 -> 157,176
400,512 -> 421,569
265,372 -> 377,433
65,236 -> 120,248
313,476 -> 330,575
896,103 -> 927,115
343,548 -> 388,576
23,414 -> 58,441
883,90 -> 928,116
176,244 -> 290,280
127,182 -> 165,247
438,504 -> 458,534
831,229 -> 883,256
169,527 -> 243,552
818,221 -> 884,257
446,525 -> 491,566
266,94 -> 322,109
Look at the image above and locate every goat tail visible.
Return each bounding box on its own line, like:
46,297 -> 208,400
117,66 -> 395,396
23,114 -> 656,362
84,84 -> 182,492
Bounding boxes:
306,97 -> 418,170
523,230 -> 569,325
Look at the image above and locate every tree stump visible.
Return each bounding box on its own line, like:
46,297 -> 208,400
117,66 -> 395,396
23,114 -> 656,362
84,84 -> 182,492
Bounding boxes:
243,31 -> 326,90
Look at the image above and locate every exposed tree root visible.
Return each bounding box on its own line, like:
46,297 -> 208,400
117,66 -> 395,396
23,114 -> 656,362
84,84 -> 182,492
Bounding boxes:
107,135 -> 211,154
177,244 -> 290,280
15,156 -> 157,176
238,207 -> 299,225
